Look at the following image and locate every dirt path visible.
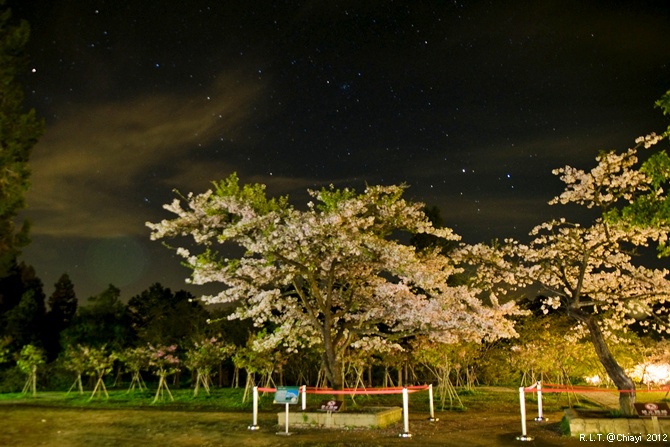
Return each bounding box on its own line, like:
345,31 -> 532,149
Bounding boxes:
576,390 -> 620,410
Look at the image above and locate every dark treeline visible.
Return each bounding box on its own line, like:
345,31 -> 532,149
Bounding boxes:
0,260 -> 255,391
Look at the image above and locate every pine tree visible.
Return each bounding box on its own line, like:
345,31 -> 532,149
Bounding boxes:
4,282 -> 46,350
44,273 -> 77,359
47,273 -> 77,328
0,262 -> 45,351
0,3 -> 45,276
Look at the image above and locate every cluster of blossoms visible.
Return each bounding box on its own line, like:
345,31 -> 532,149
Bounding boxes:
635,132 -> 664,149
117,346 -> 151,373
148,174 -> 522,388
147,344 -> 180,376
466,129 -> 670,414
628,363 -> 670,386
550,149 -> 649,208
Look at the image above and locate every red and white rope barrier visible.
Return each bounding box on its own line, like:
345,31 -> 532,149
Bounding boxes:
249,383 -> 437,436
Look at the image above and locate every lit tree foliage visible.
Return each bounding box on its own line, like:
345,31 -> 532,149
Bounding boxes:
0,336 -> 9,364
16,343 -> 45,397
605,90 -> 670,255
458,129 -> 670,415
508,315 -> 600,386
80,345 -> 115,400
147,344 -> 179,403
148,174 -> 521,388
61,344 -> 88,395
184,337 -> 234,397
117,346 -> 150,393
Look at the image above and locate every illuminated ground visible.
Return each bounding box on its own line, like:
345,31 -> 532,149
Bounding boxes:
0,390 -> 657,447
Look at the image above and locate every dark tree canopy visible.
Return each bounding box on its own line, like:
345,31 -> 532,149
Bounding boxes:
61,284 -> 133,351
127,282 -> 209,346
44,273 -> 78,359
0,4 -> 44,276
47,273 -> 77,327
0,262 -> 45,351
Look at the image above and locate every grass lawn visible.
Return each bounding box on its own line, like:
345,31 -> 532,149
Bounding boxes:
0,386 -> 661,446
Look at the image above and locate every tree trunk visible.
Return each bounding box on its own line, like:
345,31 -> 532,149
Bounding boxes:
321,346 -> 343,389
582,316 -> 636,415
321,316 -> 343,389
31,365 -> 37,397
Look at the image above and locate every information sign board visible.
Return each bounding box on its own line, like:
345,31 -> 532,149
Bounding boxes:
273,386 -> 300,405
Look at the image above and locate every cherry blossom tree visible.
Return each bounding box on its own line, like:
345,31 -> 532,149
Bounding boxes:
233,334 -> 278,401
117,346 -> 150,393
82,345 -> 116,400
147,344 -> 180,403
458,130 -> 670,415
16,344 -> 45,397
184,337 -> 234,397
411,337 -> 468,409
508,314 -> 600,387
61,344 -> 89,395
605,91 -> 670,255
148,174 -> 521,389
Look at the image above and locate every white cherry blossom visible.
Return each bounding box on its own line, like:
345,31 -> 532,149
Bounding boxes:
148,174 -> 522,389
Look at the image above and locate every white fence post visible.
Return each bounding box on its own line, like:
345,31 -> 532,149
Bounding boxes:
248,385 -> 260,430
535,381 -> 546,422
428,384 -> 438,421
301,385 -> 306,411
516,386 -> 533,441
399,387 -> 412,438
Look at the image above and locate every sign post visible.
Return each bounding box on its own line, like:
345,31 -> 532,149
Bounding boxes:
634,402 -> 670,435
274,386 -> 300,436
319,399 -> 343,412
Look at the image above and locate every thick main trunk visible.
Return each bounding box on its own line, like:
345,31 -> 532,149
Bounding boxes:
321,348 -> 343,389
581,316 -> 636,415
322,322 -> 343,389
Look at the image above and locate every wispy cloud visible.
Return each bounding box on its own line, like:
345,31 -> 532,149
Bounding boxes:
24,73 -> 264,237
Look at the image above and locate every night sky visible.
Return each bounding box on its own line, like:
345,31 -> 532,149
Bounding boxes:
8,0 -> 670,300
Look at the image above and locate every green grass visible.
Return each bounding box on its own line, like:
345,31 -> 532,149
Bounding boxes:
6,383 -> 623,419
0,386 -> 593,447
0,386 -> 522,413
0,387 -> 266,411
